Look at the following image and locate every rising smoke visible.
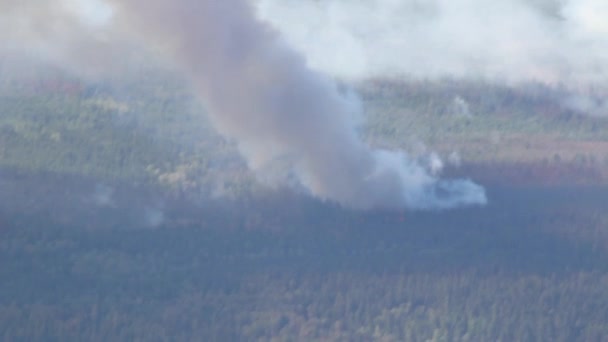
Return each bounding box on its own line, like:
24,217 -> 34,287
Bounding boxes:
0,0 -> 487,210
108,0 -> 486,209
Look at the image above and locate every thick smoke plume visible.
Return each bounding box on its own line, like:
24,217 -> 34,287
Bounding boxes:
0,0 -> 487,210
109,0 -> 486,209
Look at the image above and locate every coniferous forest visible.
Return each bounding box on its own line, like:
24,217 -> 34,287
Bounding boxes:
2,62 -> 608,341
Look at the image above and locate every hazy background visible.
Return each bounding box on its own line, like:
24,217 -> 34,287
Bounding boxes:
2,1 -> 608,340
256,0 -> 608,85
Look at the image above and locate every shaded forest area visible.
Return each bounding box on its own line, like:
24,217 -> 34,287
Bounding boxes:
1,65 -> 608,340
2,177 -> 608,341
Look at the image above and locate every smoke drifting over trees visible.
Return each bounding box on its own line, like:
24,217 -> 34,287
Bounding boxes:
258,0 -> 608,85
0,0 -> 488,209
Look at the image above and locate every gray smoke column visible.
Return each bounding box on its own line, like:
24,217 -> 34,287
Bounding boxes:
105,0 -> 485,210
0,0 -> 485,210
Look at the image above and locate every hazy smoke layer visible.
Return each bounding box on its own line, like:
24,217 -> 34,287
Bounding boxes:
256,0 -> 608,86
0,0 -> 138,77
0,0 -> 486,210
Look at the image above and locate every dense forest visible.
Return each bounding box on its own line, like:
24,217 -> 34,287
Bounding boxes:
1,62 -> 608,341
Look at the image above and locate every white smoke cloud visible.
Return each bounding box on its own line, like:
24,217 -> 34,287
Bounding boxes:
92,183 -> 115,207
450,96 -> 473,118
428,153 -> 445,176
69,0 -> 113,26
0,0 -> 487,210
256,0 -> 608,86
563,95 -> 608,117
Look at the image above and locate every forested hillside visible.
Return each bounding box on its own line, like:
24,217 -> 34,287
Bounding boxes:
2,65 -> 608,341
